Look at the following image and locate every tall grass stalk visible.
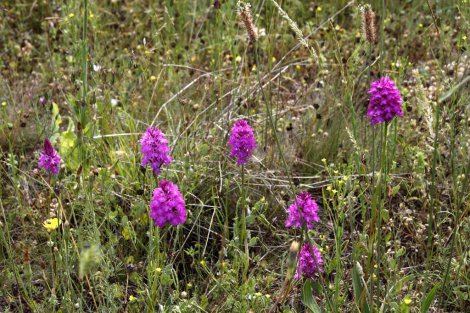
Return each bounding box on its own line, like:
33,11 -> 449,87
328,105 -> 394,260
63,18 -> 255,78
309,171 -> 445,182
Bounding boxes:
79,0 -> 89,171
427,101 -> 441,266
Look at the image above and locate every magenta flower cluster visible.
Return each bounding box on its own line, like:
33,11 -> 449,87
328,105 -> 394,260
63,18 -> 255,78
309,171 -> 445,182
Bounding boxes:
138,127 -> 186,228
150,180 -> 187,228
228,119 -> 256,165
285,191 -> 323,279
139,127 -> 172,175
285,192 -> 320,229
38,139 -> 61,174
295,243 -> 323,279
367,77 -> 403,124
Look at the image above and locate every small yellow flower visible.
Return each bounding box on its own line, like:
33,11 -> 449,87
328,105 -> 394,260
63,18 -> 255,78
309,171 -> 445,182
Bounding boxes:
403,296 -> 412,305
43,218 -> 60,232
200,260 -> 206,266
155,267 -> 162,273
321,158 -> 327,164
317,6 -> 322,12
326,185 -> 332,191
68,13 -> 74,18
271,56 -> 276,63
235,55 -> 242,63
122,227 -> 131,240
1,101 -> 6,107
462,35 -> 467,41
251,64 -> 257,71
265,294 -> 271,299
150,75 -> 157,81
129,295 -> 138,302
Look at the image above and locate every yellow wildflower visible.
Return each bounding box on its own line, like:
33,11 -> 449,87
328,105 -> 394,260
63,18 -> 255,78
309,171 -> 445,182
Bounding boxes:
129,295 -> 138,302
403,296 -> 412,305
43,218 -> 60,232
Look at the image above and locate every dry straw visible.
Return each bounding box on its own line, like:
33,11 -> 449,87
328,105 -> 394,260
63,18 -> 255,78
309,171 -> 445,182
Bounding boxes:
269,0 -> 318,62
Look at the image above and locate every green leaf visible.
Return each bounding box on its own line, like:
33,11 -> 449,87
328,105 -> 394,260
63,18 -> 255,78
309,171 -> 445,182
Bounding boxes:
200,294 -> 209,309
391,184 -> 401,196
248,236 -> 258,246
50,102 -> 62,142
381,208 -> 390,222
391,275 -> 415,297
420,283 -> 440,313
302,279 -> 322,313
59,118 -> 80,171
352,262 -> 370,313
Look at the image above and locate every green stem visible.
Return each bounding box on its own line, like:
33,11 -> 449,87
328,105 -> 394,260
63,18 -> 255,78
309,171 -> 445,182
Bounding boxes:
376,122 -> 388,306
240,164 -> 249,280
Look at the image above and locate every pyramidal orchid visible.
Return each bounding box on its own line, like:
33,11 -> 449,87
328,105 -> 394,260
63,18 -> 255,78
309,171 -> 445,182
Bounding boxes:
38,139 -> 61,174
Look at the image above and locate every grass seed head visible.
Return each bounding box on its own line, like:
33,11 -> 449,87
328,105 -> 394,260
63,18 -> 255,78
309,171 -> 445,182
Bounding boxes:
361,4 -> 377,44
237,1 -> 257,42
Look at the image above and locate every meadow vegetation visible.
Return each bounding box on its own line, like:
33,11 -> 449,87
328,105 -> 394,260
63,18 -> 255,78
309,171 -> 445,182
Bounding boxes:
0,0 -> 469,312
